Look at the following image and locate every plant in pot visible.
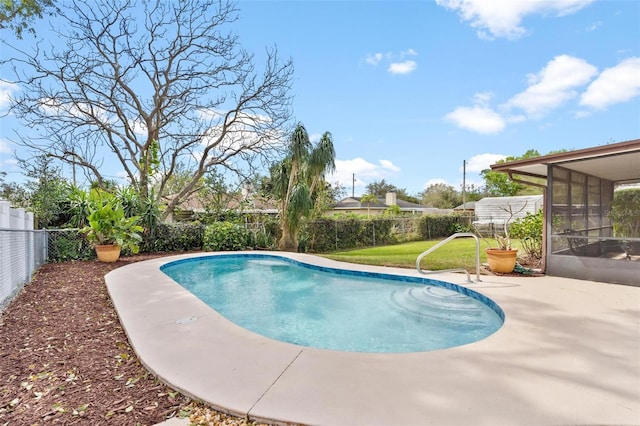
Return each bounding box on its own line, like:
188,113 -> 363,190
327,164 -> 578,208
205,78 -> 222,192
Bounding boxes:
82,191 -> 144,262
483,203 -> 527,274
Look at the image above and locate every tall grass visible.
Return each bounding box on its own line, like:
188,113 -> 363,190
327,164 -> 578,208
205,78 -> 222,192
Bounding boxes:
321,238 -> 519,271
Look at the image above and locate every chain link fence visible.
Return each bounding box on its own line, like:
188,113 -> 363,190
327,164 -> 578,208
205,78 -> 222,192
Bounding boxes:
46,228 -> 95,262
0,229 -> 48,311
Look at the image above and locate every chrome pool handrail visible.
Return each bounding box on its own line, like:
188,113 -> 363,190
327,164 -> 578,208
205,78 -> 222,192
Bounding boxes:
416,232 -> 482,283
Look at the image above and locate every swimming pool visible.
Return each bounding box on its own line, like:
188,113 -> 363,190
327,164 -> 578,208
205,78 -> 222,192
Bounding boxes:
161,253 -> 504,353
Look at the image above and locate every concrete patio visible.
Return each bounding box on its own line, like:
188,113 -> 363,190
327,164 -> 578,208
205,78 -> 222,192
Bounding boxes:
105,252 -> 640,426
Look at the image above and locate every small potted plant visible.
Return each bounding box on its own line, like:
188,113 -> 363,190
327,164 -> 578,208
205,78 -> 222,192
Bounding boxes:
81,191 -> 143,262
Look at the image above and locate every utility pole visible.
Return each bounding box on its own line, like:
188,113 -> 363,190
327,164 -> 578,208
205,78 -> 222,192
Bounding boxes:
462,159 -> 466,211
352,173 -> 355,197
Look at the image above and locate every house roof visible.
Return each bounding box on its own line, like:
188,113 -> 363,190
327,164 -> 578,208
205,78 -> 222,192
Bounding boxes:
333,196 -> 428,211
490,139 -> 640,184
454,201 -> 476,210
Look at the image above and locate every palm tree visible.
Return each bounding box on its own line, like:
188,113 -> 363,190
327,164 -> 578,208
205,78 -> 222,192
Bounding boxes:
360,193 -> 378,218
270,123 -> 336,251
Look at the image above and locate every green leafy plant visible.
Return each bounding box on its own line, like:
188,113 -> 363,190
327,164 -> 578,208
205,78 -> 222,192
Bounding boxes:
609,188 -> 640,238
510,210 -> 543,259
203,222 -> 250,251
250,225 -> 277,249
81,190 -> 143,253
148,222 -> 206,252
384,204 -> 402,216
67,186 -> 93,228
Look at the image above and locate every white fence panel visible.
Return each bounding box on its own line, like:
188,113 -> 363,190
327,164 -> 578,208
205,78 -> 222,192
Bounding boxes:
0,200 -> 48,311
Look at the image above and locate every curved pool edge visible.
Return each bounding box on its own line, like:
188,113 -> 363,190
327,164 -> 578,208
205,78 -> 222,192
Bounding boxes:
160,251 -> 505,329
105,251 -> 640,426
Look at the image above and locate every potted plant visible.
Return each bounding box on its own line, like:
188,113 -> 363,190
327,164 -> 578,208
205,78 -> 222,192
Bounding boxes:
485,229 -> 518,273
483,203 -> 526,273
81,191 -> 144,262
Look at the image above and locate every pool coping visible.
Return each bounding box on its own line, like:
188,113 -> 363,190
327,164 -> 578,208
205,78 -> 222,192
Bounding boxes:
105,251 -> 640,425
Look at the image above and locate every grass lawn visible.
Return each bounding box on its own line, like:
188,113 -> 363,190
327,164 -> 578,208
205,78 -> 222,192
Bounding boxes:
321,237 -> 522,271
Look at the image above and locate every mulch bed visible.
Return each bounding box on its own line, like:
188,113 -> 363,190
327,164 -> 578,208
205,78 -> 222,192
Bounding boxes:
0,253 -> 262,426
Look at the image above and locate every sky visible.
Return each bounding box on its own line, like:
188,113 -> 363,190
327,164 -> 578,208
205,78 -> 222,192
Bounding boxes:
1,0 -> 639,197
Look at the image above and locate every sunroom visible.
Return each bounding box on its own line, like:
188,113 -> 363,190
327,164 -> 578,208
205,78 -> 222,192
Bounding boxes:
490,139 -> 640,286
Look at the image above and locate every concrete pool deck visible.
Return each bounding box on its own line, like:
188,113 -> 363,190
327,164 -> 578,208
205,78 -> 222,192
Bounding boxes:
105,252 -> 640,426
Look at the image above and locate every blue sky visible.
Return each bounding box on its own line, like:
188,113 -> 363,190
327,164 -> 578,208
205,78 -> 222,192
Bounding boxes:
1,0 -> 639,197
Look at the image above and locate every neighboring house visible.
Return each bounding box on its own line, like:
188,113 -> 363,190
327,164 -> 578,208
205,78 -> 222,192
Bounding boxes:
453,201 -> 476,212
330,192 -> 451,216
169,192 -> 278,221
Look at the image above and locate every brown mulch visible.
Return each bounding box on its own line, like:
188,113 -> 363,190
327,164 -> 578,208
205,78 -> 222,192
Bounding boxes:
0,253 -> 263,426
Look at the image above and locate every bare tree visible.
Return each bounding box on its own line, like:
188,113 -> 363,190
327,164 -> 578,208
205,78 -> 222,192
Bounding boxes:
3,0 -> 293,219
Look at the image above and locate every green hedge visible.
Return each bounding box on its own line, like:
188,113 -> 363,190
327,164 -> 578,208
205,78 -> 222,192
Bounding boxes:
45,215 -> 474,260
203,222 -> 251,251
144,222 -> 207,252
417,214 -> 474,240
304,217 -> 399,253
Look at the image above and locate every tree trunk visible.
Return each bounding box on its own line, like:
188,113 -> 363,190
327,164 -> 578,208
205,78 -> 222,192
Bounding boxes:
279,225 -> 297,252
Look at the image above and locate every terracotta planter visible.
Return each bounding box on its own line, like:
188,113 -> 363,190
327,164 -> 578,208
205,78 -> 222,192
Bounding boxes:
485,248 -> 518,273
95,244 -> 122,263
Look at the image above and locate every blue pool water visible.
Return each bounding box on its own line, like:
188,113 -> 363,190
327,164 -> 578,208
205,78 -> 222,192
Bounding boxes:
161,254 -> 504,353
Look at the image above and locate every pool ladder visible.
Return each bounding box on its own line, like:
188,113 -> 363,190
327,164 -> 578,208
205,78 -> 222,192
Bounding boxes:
416,232 -> 482,283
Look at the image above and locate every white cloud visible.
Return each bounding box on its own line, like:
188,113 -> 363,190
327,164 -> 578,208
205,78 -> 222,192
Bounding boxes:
505,55 -> 597,118
0,139 -> 12,154
130,120 -> 148,136
444,56 -> 602,133
365,49 -> 418,75
435,0 -> 595,40
445,105 -> 506,134
579,57 -> 640,109
464,153 -> 507,172
0,139 -> 17,173
379,159 -> 401,172
472,91 -> 493,106
328,157 -> 401,194
423,178 -> 449,189
366,53 -> 383,66
0,82 -> 19,112
388,60 -> 417,75
585,21 -> 602,32
308,133 -> 323,143
39,97 -> 111,122
198,109 -> 281,155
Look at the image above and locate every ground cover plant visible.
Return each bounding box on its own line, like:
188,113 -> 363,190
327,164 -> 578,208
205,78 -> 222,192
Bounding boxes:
0,253 -> 266,425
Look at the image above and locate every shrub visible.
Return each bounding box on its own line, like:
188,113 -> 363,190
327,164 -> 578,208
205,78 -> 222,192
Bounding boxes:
203,222 -> 250,251
146,222 -> 206,252
47,229 -> 94,262
510,210 -> 543,259
250,227 -> 276,249
417,214 -> 473,240
610,188 -> 640,237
